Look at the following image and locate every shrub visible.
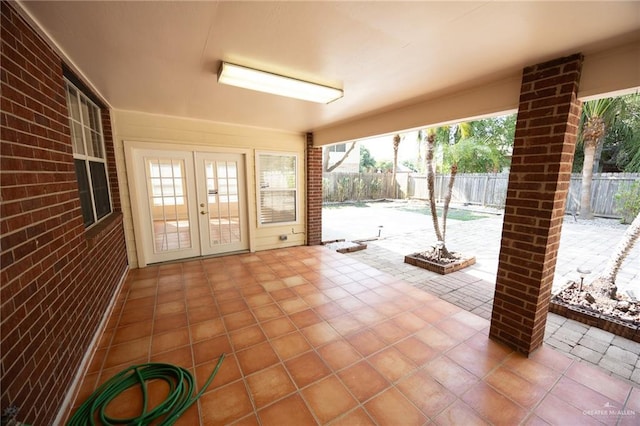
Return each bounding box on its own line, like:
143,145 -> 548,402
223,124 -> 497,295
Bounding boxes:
614,181 -> 640,224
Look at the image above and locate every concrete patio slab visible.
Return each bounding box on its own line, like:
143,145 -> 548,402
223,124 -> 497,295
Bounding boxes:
323,200 -> 638,294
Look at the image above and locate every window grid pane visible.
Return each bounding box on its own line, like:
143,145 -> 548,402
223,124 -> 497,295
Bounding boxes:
205,160 -> 241,245
90,162 -> 110,220
67,86 -> 80,119
146,158 -> 191,252
74,159 -> 94,227
71,122 -> 85,156
150,160 -> 184,205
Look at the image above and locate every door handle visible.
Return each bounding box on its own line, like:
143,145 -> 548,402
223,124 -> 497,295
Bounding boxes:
200,211 -> 208,215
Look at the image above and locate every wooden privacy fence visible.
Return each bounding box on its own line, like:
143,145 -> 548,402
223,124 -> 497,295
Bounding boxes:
566,173 -> 639,217
323,172 -> 640,218
323,173 -> 404,202
408,173 -> 510,207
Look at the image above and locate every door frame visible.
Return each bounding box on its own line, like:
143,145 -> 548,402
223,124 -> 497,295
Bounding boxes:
124,140 -> 255,267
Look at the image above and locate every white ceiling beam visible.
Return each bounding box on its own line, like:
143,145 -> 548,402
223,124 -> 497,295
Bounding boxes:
314,37 -> 640,147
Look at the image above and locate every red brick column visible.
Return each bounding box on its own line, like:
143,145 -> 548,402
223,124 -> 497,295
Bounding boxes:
489,54 -> 584,355
306,133 -> 323,245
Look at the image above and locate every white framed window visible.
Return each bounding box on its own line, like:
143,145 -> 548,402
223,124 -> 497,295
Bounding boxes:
257,152 -> 298,225
65,79 -> 112,228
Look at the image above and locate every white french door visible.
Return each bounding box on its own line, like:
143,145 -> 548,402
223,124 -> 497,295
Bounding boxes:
195,152 -> 248,256
131,148 -> 248,265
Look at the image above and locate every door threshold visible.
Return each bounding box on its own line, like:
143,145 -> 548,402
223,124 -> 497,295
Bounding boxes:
147,250 -> 251,267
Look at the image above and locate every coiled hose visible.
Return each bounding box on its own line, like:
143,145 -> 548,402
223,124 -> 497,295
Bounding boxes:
67,353 -> 225,425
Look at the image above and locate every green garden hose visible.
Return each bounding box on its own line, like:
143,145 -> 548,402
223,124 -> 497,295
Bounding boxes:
67,353 -> 225,425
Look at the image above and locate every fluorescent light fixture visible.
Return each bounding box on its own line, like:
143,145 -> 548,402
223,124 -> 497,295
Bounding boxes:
217,62 -> 343,104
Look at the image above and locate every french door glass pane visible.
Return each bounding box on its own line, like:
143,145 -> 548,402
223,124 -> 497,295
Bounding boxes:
206,160 -> 240,245
146,158 -> 191,252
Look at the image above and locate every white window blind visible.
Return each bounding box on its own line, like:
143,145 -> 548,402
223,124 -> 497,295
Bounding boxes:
258,153 -> 297,225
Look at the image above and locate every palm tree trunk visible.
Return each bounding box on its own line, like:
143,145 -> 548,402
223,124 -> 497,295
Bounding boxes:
426,131 -> 445,246
592,138 -> 604,174
595,211 -> 640,298
392,134 -> 400,199
442,164 -> 458,243
580,141 -> 596,219
416,130 -> 423,172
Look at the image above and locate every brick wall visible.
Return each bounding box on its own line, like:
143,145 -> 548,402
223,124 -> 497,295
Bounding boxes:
306,132 -> 323,245
489,54 -> 584,355
0,3 -> 128,423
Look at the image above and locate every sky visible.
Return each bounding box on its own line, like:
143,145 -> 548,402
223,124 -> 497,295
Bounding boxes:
359,131 -> 421,163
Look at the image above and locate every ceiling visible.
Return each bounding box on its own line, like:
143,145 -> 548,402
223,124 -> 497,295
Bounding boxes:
18,1 -> 640,142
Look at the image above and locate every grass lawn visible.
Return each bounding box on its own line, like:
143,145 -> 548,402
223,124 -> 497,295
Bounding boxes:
394,204 -> 491,221
323,200 -> 492,221
323,201 -> 371,209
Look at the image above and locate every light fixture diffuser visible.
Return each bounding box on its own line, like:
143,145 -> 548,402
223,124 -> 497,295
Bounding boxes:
217,62 -> 343,104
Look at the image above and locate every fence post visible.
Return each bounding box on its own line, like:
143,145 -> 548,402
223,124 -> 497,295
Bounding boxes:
482,174 -> 489,207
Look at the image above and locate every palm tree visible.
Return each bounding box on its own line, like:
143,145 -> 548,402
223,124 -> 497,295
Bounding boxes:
425,129 -> 447,254
438,124 -> 460,243
425,127 -> 463,258
415,129 -> 425,172
441,162 -> 458,243
424,120 -> 510,259
578,97 -> 621,219
392,134 -> 401,198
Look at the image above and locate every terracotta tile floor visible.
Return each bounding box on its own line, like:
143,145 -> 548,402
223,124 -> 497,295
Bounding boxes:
70,246 -> 640,425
